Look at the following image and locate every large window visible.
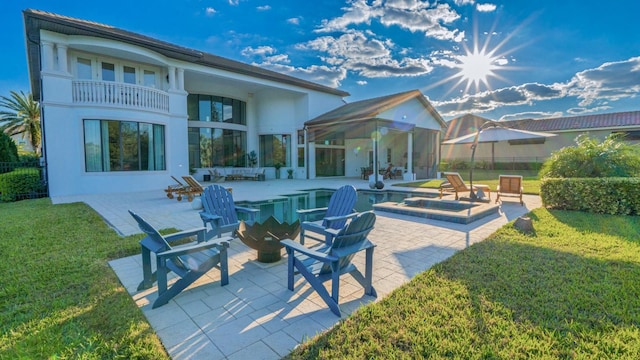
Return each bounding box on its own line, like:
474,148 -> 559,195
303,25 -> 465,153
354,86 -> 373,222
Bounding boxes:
84,119 -> 165,172
260,134 -> 290,167
188,128 -> 246,168
187,94 -> 246,124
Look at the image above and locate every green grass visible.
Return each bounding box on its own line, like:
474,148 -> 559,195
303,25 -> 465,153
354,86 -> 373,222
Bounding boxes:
0,199 -> 168,359
397,169 -> 542,194
286,208 -> 640,359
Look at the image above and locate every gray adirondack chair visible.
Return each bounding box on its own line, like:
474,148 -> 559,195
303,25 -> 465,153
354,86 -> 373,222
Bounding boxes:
297,185 -> 358,245
200,185 -> 259,239
129,210 -> 231,309
281,211 -> 377,317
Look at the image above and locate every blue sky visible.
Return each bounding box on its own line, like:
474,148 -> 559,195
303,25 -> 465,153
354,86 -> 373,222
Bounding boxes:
2,0 -> 640,120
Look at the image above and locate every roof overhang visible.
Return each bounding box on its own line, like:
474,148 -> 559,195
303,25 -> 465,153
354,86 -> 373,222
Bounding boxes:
23,9 -> 350,101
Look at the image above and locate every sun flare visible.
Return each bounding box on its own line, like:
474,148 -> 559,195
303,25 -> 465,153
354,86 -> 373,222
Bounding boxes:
457,49 -> 497,87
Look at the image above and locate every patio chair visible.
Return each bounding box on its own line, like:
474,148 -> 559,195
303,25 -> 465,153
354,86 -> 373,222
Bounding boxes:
297,185 -> 358,245
208,169 -> 226,183
200,184 -> 259,238
439,172 -> 491,200
129,210 -> 231,309
281,211 -> 377,317
164,176 -> 188,199
179,175 -> 205,202
495,175 -> 524,205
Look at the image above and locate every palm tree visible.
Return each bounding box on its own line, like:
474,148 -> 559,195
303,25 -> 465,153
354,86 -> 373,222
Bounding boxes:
0,91 -> 41,156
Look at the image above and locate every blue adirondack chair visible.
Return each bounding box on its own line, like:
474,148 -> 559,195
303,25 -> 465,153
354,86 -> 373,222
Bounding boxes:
281,211 -> 377,317
297,185 -> 358,245
129,210 -> 232,309
200,185 -> 259,239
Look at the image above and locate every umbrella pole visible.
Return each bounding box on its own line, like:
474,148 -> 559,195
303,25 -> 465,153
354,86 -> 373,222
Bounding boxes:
468,127 -> 482,200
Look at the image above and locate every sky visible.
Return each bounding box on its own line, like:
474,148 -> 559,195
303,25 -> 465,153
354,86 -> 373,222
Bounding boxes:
2,0 -> 640,121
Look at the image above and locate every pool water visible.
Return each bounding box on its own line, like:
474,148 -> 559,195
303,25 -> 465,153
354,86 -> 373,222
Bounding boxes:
235,188 -> 435,224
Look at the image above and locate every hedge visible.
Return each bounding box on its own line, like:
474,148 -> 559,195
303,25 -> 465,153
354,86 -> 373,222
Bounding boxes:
540,177 -> 640,215
0,167 -> 46,202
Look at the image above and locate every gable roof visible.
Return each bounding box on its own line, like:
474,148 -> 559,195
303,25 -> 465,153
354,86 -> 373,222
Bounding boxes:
23,9 -> 350,101
305,89 -> 446,128
445,110 -> 640,140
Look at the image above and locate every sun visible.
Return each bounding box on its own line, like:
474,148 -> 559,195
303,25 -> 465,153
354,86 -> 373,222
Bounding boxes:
457,49 -> 498,88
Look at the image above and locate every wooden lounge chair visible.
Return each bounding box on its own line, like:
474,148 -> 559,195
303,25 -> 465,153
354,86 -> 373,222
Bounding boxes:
179,175 -> 205,202
129,210 -> 231,308
439,172 -> 491,200
164,176 -> 187,199
496,175 -> 524,205
281,211 -> 377,317
200,185 -> 259,238
297,185 -> 358,245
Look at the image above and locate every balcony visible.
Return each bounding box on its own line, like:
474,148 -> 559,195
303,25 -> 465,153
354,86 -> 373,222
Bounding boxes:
72,80 -> 169,113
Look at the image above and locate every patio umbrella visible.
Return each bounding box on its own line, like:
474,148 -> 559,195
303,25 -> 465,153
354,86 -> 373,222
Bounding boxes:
442,122 -> 556,200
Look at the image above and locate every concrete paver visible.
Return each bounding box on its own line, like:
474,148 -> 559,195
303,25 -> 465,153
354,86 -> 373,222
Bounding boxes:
53,177 -> 541,359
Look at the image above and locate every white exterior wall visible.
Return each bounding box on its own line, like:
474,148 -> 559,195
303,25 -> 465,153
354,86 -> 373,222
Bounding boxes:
37,29 -> 347,197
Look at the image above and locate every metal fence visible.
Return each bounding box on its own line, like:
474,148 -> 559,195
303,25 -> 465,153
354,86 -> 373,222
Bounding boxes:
440,156 -> 546,171
0,161 -> 48,202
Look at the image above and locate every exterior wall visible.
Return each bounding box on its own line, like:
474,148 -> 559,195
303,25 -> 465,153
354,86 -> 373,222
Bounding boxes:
379,98 -> 442,130
37,28 -> 348,197
441,128 -> 640,165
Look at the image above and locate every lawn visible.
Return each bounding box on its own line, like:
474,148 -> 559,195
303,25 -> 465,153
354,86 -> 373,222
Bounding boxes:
0,199 -> 168,359
4,197 -> 640,358
287,208 -> 640,358
397,169 -> 542,194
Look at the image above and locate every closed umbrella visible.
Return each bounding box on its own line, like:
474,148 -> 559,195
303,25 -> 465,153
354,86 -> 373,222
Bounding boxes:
442,121 -> 556,200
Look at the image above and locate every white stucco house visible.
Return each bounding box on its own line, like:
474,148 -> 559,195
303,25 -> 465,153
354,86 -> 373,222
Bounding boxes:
23,9 -> 445,198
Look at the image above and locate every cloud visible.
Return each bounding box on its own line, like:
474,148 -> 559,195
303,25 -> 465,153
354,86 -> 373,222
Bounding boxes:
499,111 -> 563,121
287,17 -> 301,25
476,3 -> 497,12
256,5 -> 271,11
296,30 -> 434,78
255,63 -> 348,88
205,7 -> 216,16
228,0 -> 239,5
564,56 -> 640,106
434,57 -> 640,117
241,45 -> 276,57
315,0 -> 463,42
357,80 -> 368,85
454,0 -> 475,5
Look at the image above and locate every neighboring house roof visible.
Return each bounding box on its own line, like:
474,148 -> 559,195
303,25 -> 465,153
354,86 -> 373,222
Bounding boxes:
22,9 -> 350,101
445,110 -> 640,140
305,89 -> 446,128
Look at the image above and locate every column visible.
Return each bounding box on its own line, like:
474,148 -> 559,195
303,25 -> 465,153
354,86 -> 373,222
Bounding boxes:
56,44 -> 69,73
177,68 -> 184,91
41,41 -> 54,72
168,66 -> 176,90
407,132 -> 413,174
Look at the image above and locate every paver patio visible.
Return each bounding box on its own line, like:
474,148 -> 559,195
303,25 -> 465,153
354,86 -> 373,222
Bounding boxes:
53,177 -> 541,360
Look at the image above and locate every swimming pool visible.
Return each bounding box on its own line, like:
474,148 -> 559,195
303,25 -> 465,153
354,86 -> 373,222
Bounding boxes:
235,188 -> 436,223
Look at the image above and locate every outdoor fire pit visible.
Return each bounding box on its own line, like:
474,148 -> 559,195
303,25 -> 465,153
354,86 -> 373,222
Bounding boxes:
237,216 -> 300,263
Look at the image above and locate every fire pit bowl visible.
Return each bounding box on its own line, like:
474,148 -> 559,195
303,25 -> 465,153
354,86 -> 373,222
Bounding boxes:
237,216 -> 301,263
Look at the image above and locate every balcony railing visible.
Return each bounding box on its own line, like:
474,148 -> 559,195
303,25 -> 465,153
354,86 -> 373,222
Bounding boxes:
72,81 -> 169,113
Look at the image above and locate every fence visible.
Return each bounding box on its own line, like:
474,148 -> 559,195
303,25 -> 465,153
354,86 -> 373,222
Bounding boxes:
0,161 -> 48,202
440,156 -> 546,171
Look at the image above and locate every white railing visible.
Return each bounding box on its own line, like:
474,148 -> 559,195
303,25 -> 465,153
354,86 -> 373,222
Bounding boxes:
72,80 -> 169,113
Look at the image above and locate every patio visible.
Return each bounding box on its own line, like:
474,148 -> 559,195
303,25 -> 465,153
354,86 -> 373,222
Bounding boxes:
53,177 -> 541,360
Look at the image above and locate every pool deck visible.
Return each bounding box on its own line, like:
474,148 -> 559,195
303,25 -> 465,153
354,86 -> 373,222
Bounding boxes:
53,177 -> 542,360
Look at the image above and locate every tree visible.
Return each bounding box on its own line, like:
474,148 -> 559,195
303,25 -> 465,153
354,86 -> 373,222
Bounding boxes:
539,133 -> 640,178
0,132 -> 19,173
0,91 -> 41,156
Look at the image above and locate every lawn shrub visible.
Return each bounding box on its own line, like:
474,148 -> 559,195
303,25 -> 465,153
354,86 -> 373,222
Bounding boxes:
541,177 -> 640,215
0,167 -> 45,201
0,132 -> 19,173
540,133 -> 640,178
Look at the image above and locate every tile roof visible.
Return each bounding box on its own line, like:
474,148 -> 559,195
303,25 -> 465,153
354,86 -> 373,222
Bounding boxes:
445,111 -> 640,140
305,90 -> 446,128
23,9 -> 349,101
